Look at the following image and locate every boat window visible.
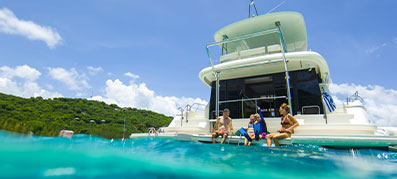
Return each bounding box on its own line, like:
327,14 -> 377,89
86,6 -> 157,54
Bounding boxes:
209,69 -> 324,119
302,106 -> 320,114
292,70 -> 323,115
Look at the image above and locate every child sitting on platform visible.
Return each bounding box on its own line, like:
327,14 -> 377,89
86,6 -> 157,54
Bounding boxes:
255,106 -> 269,140
244,114 -> 256,146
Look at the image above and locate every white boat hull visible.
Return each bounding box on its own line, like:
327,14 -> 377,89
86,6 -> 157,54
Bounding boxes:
290,134 -> 397,147
130,132 -> 397,150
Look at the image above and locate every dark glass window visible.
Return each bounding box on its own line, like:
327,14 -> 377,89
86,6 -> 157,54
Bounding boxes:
209,69 -> 323,119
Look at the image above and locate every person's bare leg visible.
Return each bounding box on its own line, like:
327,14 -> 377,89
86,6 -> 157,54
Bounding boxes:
248,135 -> 255,146
220,133 -> 228,144
274,138 -> 280,146
212,133 -> 217,143
266,135 -> 271,147
266,134 -> 275,147
272,133 -> 290,146
244,138 -> 248,145
248,141 -> 251,146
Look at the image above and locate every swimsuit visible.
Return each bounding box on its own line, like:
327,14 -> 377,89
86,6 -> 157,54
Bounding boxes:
214,116 -> 231,137
247,124 -> 254,134
216,130 -> 227,134
280,115 -> 294,134
259,132 -> 267,136
257,109 -> 269,136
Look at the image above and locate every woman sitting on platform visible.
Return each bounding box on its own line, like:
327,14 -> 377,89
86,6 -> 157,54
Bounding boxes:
266,103 -> 299,147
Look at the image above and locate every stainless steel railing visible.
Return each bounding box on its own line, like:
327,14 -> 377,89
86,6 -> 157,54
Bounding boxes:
215,96 -> 287,119
346,91 -> 364,105
177,103 -> 206,126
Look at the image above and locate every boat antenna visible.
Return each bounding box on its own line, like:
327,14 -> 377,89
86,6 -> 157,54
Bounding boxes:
266,0 -> 287,14
248,0 -> 259,18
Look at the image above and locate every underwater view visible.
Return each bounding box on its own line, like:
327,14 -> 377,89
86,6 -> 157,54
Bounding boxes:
0,130 -> 396,179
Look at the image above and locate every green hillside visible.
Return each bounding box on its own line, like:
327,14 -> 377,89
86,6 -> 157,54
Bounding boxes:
0,93 -> 173,139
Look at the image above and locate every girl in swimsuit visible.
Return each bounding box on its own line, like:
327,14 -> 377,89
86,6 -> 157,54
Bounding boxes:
244,114 -> 256,146
265,103 -> 299,147
255,106 -> 269,139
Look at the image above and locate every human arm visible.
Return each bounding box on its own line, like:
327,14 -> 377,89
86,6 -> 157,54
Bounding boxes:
278,128 -> 287,133
211,118 -> 219,133
257,107 -> 267,132
257,106 -> 264,120
227,118 -> 233,133
286,114 -> 299,133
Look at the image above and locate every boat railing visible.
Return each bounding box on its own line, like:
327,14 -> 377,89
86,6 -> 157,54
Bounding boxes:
157,127 -> 166,133
206,28 -> 280,66
346,91 -> 364,105
214,95 -> 287,119
187,103 -> 206,113
148,127 -> 158,137
177,105 -> 189,126
219,95 -> 286,104
177,103 -> 206,126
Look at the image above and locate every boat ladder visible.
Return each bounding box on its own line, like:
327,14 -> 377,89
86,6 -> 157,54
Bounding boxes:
227,132 -> 243,145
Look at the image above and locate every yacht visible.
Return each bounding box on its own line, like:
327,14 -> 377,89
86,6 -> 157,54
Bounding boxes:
130,11 -> 397,150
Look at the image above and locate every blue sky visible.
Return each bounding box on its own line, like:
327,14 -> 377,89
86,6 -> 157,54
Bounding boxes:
0,0 -> 397,124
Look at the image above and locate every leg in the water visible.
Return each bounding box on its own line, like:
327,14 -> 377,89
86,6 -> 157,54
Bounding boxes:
266,134 -> 272,147
272,133 -> 290,146
274,138 -> 280,146
212,133 -> 217,143
220,133 -> 228,144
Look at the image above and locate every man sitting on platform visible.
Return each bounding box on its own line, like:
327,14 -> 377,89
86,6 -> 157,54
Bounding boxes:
212,109 -> 233,144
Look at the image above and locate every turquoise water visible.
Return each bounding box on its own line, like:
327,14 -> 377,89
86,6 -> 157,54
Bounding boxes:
0,130 -> 396,178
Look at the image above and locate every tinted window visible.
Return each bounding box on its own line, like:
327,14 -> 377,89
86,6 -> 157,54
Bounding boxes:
209,69 -> 323,119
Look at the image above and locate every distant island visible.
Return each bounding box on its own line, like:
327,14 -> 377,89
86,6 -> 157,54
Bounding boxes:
0,93 -> 173,139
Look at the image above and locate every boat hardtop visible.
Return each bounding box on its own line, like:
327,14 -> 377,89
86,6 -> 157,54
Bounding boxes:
214,11 -> 307,53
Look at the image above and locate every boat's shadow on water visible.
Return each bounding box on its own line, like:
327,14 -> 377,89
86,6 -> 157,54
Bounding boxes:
0,130 -> 396,178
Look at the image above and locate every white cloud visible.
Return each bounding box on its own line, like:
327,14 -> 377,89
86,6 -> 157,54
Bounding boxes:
124,72 -> 140,80
90,79 -> 207,116
48,67 -> 90,91
0,65 -> 62,98
330,83 -> 397,127
0,65 -> 41,81
87,66 -> 103,76
0,8 -> 62,48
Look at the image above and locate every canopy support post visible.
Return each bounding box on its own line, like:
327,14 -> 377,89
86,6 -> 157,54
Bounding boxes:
276,21 -> 293,115
215,72 -> 220,118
